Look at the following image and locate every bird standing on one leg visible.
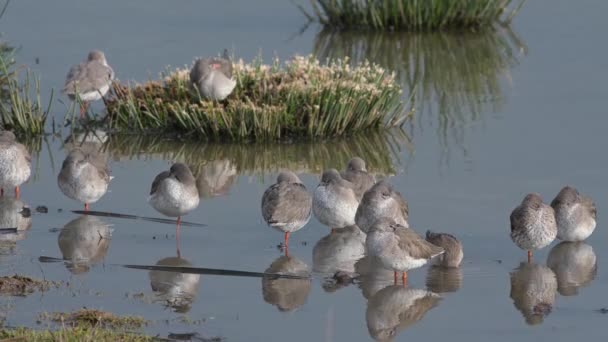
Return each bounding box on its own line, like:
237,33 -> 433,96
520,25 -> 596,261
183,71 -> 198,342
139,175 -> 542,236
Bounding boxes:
0,131 -> 31,199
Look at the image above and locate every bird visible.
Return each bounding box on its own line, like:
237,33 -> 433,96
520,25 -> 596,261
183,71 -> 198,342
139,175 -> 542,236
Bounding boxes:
550,186 -> 597,242
57,148 -> 111,211
190,49 -> 236,101
366,217 -> 444,285
355,180 -> 409,234
509,262 -> 557,325
425,231 -> 463,267
0,131 -> 31,199
341,157 -> 375,200
261,171 -> 312,253
149,163 -> 199,255
510,193 -> 557,263
312,169 -> 359,230
63,50 -> 114,117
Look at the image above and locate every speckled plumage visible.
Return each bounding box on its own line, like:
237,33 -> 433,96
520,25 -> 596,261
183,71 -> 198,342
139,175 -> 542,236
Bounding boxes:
57,148 -> 111,206
313,169 -> 359,229
0,131 -> 31,194
366,218 -> 444,273
341,157 -> 375,200
190,49 -> 236,101
550,186 -> 597,241
355,180 -> 409,233
63,50 -> 114,102
510,193 -> 557,252
261,171 -> 312,234
425,230 -> 463,267
149,163 -> 199,217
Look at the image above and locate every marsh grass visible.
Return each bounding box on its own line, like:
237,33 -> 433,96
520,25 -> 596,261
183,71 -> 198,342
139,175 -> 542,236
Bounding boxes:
303,0 -> 526,30
41,309 -> 147,329
0,54 -> 52,136
101,129 -> 411,177
0,326 -> 154,342
106,55 -> 410,141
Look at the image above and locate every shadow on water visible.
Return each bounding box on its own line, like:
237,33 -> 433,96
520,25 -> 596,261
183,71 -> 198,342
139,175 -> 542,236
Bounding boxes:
313,26 -> 526,165
509,262 -> 557,326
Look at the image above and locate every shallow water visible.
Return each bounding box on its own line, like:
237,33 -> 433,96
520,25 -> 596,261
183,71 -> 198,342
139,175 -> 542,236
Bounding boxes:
1,0 -> 608,341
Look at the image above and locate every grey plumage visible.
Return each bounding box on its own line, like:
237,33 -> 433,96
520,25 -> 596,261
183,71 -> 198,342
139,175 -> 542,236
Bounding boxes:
509,262 -> 557,325
341,157 -> 375,200
189,49 -> 236,101
261,171 -> 312,234
312,169 -> 359,229
355,180 -> 409,233
425,230 -> 463,267
550,186 -> 597,241
510,193 -> 557,252
63,50 -> 114,100
57,148 -> 111,206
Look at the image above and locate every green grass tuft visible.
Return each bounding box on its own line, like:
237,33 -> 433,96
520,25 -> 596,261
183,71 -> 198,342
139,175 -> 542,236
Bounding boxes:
0,326 -> 154,342
303,0 -> 526,31
105,55 -> 411,141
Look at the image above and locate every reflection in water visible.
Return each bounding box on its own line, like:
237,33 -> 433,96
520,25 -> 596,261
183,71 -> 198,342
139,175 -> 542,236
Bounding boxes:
355,256 -> 396,300
509,262 -> 557,325
149,257 -> 201,313
425,266 -> 463,294
314,27 -> 525,163
313,225 -> 366,275
58,215 -> 112,274
366,285 -> 441,341
196,159 -> 237,198
103,130 -> 411,177
0,197 -> 31,243
262,255 -> 311,312
547,242 -> 597,296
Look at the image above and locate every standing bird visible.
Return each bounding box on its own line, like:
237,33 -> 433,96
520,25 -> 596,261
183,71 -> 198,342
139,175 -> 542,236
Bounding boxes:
425,231 -> 463,268
190,49 -> 236,101
355,181 -> 409,234
550,186 -> 597,242
313,169 -> 359,230
366,218 -> 444,285
341,157 -> 375,200
63,50 -> 114,117
149,163 -> 199,255
0,131 -> 31,199
261,171 -> 312,253
510,193 -> 557,263
57,149 -> 111,211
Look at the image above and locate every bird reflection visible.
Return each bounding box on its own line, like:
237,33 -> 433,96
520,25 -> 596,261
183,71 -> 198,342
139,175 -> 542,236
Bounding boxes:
58,215 -> 112,274
195,160 -> 237,198
0,197 -> 32,243
262,255 -> 311,312
355,256 -> 396,300
425,266 -> 463,294
547,241 -> 597,296
313,225 -> 366,275
509,262 -> 557,325
149,256 -> 201,313
366,285 -> 441,341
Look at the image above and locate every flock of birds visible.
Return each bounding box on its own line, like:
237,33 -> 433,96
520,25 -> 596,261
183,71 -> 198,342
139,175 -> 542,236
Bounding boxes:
0,130 -> 599,286
61,49 -> 235,117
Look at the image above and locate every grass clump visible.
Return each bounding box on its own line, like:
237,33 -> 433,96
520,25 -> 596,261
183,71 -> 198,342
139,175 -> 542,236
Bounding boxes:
105,55 -> 409,141
302,0 -> 526,31
0,275 -> 59,296
0,326 -> 154,341
41,309 -> 147,329
0,54 -> 52,136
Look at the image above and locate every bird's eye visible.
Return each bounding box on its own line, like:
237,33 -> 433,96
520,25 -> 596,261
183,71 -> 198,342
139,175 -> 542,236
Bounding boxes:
381,192 -> 390,198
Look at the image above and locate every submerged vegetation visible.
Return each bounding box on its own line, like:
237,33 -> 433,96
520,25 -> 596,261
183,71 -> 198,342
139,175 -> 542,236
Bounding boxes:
41,309 -> 147,329
302,0 -> 526,30
0,275 -> 60,296
106,55 -> 410,141
0,326 -> 154,342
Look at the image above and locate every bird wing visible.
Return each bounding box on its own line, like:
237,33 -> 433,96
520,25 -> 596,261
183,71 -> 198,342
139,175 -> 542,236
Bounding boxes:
396,226 -> 444,259
582,195 -> 597,219
150,171 -> 171,195
262,183 -> 311,225
63,61 -> 112,95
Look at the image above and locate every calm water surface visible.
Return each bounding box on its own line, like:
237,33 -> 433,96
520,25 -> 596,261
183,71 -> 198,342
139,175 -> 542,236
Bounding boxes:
1,0 -> 607,341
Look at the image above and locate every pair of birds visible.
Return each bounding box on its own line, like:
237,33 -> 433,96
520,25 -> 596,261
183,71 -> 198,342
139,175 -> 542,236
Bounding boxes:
261,157 -> 463,284
62,49 -> 236,117
510,187 -> 597,262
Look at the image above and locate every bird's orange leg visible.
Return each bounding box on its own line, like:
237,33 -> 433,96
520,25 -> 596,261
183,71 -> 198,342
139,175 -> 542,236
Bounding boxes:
394,271 -> 398,285
84,203 -> 89,211
527,250 -> 532,263
79,102 -> 89,118
284,232 -> 290,256
402,272 -> 408,286
14,186 -> 20,199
